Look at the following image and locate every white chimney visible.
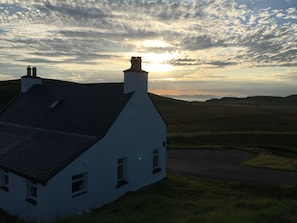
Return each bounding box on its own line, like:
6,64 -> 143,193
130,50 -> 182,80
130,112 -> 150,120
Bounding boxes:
21,66 -> 42,93
123,57 -> 148,94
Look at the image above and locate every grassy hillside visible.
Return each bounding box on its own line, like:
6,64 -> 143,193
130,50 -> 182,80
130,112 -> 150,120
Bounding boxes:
150,93 -> 297,132
150,93 -> 297,154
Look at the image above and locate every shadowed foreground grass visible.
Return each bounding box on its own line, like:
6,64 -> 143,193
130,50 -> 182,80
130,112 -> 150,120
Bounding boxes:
52,174 -> 297,223
1,174 -> 297,223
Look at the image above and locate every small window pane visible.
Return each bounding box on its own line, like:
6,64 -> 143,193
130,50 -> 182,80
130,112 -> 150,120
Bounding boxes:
4,175 -> 9,185
0,170 -> 9,192
72,180 -> 84,193
30,186 -> 37,197
153,150 -> 161,174
117,157 -> 128,188
26,180 -> 38,206
118,165 -> 123,180
118,159 -> 123,165
72,173 -> 87,197
153,150 -> 159,168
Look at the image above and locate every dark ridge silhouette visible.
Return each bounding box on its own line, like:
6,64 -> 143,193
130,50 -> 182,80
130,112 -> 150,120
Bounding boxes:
206,95 -> 297,106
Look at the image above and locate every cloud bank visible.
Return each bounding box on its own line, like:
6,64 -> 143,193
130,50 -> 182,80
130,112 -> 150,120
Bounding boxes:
0,0 -> 296,100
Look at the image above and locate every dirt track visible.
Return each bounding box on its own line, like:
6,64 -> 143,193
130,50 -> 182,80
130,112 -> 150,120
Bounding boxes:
167,149 -> 297,185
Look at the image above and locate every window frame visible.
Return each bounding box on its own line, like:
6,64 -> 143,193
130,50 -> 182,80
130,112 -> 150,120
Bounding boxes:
117,157 -> 128,188
153,149 -> 162,174
26,180 -> 37,206
72,172 -> 88,198
0,169 -> 9,192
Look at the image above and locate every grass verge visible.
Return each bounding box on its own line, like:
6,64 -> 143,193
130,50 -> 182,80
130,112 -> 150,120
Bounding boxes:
244,153 -> 297,171
168,131 -> 297,171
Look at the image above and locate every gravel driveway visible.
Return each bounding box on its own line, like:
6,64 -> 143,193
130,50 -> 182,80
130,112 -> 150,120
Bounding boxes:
167,149 -> 297,185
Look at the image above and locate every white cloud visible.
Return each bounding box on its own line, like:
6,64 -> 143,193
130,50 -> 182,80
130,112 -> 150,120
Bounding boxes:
0,0 -> 296,98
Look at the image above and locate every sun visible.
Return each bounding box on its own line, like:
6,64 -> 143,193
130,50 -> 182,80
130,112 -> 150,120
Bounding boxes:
142,52 -> 177,73
133,39 -> 178,72
140,40 -> 170,48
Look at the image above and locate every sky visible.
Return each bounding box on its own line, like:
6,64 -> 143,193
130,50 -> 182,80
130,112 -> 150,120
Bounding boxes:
0,0 -> 296,101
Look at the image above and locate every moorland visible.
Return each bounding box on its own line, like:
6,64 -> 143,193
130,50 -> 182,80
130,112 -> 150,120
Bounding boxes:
1,79 -> 297,223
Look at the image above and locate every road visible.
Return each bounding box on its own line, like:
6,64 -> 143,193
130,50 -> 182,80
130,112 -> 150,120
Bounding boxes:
167,149 -> 297,185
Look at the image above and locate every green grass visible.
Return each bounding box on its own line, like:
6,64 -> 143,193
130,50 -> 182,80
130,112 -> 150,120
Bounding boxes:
52,174 -> 297,223
244,153 -> 297,171
167,131 -> 297,149
0,209 -> 25,223
167,131 -> 297,171
3,174 -> 297,223
151,94 -> 297,133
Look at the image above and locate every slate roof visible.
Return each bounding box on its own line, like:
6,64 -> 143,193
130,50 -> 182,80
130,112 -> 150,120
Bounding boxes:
0,122 -> 96,184
0,83 -> 133,184
0,83 -> 132,136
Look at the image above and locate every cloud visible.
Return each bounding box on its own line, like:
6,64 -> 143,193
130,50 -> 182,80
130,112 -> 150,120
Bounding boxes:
182,35 -> 225,51
170,58 -> 198,66
0,0 -> 296,99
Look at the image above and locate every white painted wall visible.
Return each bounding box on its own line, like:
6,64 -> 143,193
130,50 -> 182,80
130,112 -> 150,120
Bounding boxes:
124,70 -> 148,94
21,76 -> 42,93
44,91 -> 167,221
0,171 -> 48,222
0,91 -> 166,222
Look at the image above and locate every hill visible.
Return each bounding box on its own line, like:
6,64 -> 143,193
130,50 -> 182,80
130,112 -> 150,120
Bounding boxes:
1,79 -> 297,149
150,93 -> 297,133
150,93 -> 297,150
206,95 -> 297,106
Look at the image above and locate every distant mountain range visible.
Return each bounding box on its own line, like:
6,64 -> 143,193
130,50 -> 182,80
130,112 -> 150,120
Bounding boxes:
205,95 -> 297,106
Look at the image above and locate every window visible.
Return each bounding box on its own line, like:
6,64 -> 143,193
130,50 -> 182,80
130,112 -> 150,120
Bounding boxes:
26,180 -> 37,206
117,157 -> 128,188
72,173 -> 87,197
153,149 -> 161,174
0,169 -> 9,192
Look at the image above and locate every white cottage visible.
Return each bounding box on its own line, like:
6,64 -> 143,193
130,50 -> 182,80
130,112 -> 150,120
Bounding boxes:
0,57 -> 167,222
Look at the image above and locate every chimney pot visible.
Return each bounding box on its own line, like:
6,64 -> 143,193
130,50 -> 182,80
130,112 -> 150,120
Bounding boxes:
21,66 -> 42,92
124,57 -> 148,94
32,67 -> 37,77
27,66 -> 32,76
130,57 -> 142,71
